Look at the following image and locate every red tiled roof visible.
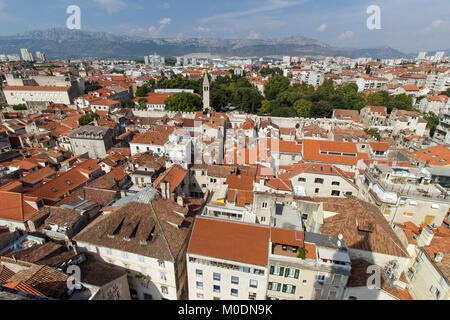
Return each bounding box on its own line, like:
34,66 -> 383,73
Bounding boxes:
188,216 -> 270,266
0,191 -> 39,222
153,165 -> 188,193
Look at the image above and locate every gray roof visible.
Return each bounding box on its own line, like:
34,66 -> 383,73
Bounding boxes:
68,126 -> 110,139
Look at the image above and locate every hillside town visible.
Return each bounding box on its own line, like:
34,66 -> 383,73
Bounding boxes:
0,48 -> 449,301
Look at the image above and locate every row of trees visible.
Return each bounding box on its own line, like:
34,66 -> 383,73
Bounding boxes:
259,77 -> 368,118
133,70 -> 420,117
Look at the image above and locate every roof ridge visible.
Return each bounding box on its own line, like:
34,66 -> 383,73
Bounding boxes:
149,201 -> 175,262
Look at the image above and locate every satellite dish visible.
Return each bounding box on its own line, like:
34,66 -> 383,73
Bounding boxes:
338,234 -> 343,240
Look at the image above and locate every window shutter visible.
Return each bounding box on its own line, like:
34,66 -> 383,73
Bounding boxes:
295,269 -> 300,279
279,267 -> 285,276
268,282 -> 273,291
282,284 -> 287,293
284,268 -> 290,277
291,286 -> 296,294
270,266 -> 274,275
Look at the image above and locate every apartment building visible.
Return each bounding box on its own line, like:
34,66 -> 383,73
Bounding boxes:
434,103 -> 450,144
69,126 -> 114,160
388,109 -> 429,137
418,95 -> 448,115
73,190 -> 193,300
129,127 -> 174,157
357,163 -> 449,227
186,216 -> 269,300
425,72 -> 449,92
90,99 -> 121,113
267,229 -> 351,300
403,225 -> 449,300
278,162 -> 359,198
360,106 -> 388,127
355,76 -> 388,92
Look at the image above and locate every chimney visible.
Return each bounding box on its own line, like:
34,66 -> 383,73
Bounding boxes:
435,252 -> 444,263
161,181 -> 169,199
417,225 -> 434,247
177,196 -> 184,207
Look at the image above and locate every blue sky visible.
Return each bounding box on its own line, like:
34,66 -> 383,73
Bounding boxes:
0,0 -> 449,53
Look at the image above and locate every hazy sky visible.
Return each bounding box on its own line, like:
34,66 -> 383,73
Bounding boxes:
0,0 -> 449,53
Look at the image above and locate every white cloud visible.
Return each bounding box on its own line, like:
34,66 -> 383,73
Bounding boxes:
93,0 -> 126,14
195,26 -> 211,32
417,19 -> 449,36
200,0 -> 308,23
148,17 -> 172,37
430,19 -> 446,28
317,24 -> 327,32
162,2 -> 170,9
159,17 -> 171,26
337,31 -> 354,41
248,31 -> 260,39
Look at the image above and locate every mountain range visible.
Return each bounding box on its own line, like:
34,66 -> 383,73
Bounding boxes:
0,28 -> 413,60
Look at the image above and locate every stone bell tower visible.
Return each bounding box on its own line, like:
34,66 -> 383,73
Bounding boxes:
202,73 -> 210,111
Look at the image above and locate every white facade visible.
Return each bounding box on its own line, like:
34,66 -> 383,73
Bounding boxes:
4,87 -> 72,105
187,253 -> 268,300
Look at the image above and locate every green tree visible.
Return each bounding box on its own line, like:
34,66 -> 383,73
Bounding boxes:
423,111 -> 440,137
440,88 -> 450,97
78,113 -> 99,125
135,80 -> 155,97
293,99 -> 312,117
367,91 -> 390,106
138,98 -> 147,110
210,86 -> 230,111
121,100 -> 135,108
165,92 -> 202,112
85,85 -> 102,93
264,75 -> 290,100
13,104 -> 27,111
310,100 -> 333,118
258,100 -> 272,115
387,94 -> 413,113
259,67 -> 283,77
165,57 -> 176,66
231,87 -> 263,114
365,128 -> 381,140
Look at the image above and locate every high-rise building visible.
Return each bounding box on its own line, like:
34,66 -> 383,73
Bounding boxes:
433,51 -> 446,62
417,51 -> 427,60
20,48 -> 34,62
35,51 -> 46,62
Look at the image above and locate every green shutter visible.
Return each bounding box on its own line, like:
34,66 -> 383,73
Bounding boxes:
268,282 -> 273,290
294,269 -> 300,279
284,268 -> 290,277
291,286 -> 296,294
279,267 -> 285,276
282,284 -> 287,293
270,266 -> 274,275
276,283 -> 281,292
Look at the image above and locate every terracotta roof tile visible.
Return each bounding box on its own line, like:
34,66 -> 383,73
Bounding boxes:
188,216 -> 270,266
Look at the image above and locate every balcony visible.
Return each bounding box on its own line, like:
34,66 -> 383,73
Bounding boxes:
365,171 -> 448,201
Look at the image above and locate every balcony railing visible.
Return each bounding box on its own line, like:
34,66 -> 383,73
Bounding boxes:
365,172 -> 448,200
